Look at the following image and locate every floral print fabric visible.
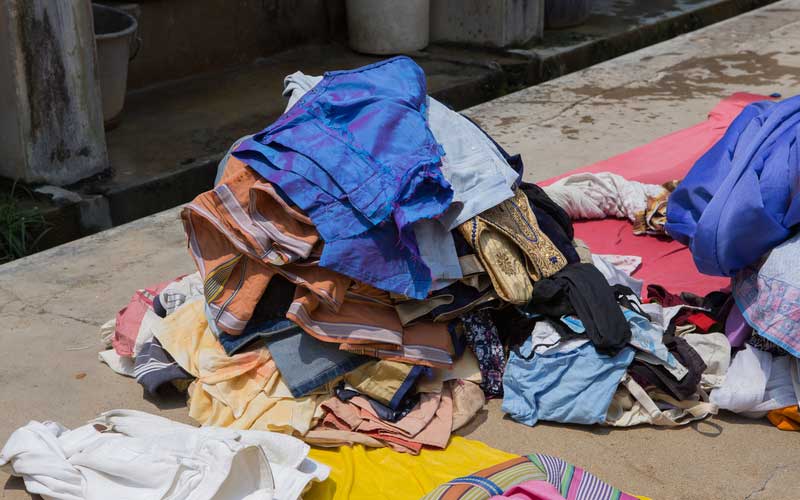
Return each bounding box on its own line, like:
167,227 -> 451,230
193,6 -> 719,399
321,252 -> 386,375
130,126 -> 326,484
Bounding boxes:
461,310 -> 505,397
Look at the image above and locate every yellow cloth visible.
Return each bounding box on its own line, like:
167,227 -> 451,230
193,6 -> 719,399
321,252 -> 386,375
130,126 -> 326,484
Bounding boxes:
344,360 -> 415,406
305,436 -> 516,500
155,300 -> 326,435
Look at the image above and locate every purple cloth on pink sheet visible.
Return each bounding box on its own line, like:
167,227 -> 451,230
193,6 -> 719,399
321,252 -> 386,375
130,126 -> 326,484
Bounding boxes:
725,305 -> 752,347
489,481 -> 566,500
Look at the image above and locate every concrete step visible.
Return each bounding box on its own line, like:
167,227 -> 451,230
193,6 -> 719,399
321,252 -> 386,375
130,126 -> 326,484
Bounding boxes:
20,0 -> 778,254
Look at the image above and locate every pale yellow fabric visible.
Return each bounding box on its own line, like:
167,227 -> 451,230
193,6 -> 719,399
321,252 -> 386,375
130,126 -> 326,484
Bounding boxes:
305,436 -> 516,500
155,300 -> 326,435
417,349 -> 482,393
154,300 -> 274,418
187,372 -> 327,435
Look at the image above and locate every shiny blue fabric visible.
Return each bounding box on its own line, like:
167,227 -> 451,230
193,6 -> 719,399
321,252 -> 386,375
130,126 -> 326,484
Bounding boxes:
233,57 -> 452,298
666,96 -> 800,276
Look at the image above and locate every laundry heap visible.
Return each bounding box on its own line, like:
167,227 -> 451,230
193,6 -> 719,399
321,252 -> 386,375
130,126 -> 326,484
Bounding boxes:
94,59 -> 800,439
7,57 -> 798,499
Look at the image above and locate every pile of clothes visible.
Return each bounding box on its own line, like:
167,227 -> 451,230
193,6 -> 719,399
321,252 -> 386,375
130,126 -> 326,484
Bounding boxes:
6,57 -> 791,500
665,94 -> 800,428
94,59 -> 800,442
97,55 -> 585,453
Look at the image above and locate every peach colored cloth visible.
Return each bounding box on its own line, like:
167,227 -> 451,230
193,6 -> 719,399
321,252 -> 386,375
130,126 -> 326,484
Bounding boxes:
183,156 -> 348,335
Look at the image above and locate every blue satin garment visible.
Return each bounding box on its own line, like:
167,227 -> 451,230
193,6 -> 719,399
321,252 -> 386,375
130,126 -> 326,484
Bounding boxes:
233,57 -> 453,298
666,95 -> 800,276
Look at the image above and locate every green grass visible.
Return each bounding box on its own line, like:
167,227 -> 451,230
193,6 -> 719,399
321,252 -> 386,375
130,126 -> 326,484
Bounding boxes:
0,182 -> 50,264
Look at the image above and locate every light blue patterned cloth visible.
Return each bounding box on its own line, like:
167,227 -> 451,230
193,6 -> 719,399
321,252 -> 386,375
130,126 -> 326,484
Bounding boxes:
733,231 -> 800,358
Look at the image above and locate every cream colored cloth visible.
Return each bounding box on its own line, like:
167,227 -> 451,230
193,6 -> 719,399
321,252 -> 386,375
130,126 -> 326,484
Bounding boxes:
417,349 -> 482,393
606,375 -> 717,427
682,332 -> 731,390
154,300 -> 326,436
543,172 -> 663,222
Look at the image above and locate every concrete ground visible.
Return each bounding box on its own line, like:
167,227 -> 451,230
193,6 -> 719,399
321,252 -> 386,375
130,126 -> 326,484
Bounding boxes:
2,1 -> 800,498
25,0 -> 777,256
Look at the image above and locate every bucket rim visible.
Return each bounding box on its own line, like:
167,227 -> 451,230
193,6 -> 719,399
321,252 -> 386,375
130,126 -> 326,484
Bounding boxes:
93,3 -> 138,40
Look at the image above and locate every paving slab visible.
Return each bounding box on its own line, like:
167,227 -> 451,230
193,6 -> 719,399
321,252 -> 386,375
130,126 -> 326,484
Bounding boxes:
2,1 -> 800,499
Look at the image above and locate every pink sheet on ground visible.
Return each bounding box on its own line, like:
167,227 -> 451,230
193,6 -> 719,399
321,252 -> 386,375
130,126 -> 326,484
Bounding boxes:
539,92 -> 770,297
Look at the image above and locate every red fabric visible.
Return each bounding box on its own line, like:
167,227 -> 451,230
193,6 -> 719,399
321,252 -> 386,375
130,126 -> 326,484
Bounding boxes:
540,93 -> 770,296
687,312 -> 717,333
112,281 -> 171,357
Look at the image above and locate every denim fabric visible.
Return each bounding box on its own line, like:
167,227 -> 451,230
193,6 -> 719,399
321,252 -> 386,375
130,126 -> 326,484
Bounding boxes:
502,339 -> 634,426
220,320 -> 370,397
217,318 -> 297,355
234,57 -> 452,299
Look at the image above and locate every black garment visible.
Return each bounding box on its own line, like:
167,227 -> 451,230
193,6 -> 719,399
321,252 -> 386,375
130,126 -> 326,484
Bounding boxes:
628,334 -> 706,400
248,274 -> 296,324
452,229 -> 473,257
531,205 -> 579,264
427,281 -> 498,322
519,182 -> 574,242
492,305 -> 539,354
522,263 -> 631,355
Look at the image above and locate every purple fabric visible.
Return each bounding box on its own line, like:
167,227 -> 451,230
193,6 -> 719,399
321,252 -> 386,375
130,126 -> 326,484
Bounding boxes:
233,57 -> 452,298
666,96 -> 800,276
725,305 -> 752,348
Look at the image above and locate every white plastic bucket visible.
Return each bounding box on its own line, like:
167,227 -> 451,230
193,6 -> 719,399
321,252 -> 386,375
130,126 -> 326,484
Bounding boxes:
346,0 -> 429,55
92,3 -> 139,128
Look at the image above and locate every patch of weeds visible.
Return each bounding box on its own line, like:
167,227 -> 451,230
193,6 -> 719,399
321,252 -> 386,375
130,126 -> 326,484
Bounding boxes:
0,182 -> 50,264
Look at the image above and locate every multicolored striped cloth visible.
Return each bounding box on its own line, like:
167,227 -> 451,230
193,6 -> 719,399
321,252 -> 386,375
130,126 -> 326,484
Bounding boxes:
420,453 -> 643,500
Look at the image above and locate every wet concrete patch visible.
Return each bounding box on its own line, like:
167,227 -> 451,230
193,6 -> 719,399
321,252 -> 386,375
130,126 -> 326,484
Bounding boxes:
568,51 -> 800,101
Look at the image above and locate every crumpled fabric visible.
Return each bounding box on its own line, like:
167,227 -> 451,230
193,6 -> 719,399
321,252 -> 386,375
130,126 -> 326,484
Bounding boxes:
543,172 -> 663,222
154,301 -> 327,435
592,254 -> 644,297
0,409 -> 329,500
306,436 -> 516,500
666,96 -> 800,276
710,345 -> 799,417
733,231 -> 800,357
767,405 -> 800,431
234,56 -> 453,299
461,310 -> 505,397
503,339 -> 634,426
488,481 -> 566,500
681,332 -> 731,390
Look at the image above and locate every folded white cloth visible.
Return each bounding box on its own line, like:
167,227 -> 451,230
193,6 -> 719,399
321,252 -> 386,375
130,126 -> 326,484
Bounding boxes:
0,409 -> 329,500
710,345 -> 798,417
543,172 -> 663,222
